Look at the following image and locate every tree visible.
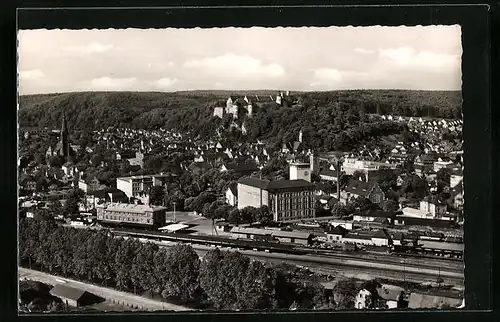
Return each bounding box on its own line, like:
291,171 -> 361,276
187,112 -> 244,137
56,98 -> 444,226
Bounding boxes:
228,208 -> 242,225
48,201 -> 63,218
436,168 -> 452,193
331,203 -> 349,218
376,168 -> 398,193
48,155 -> 63,168
381,199 -> 399,212
333,278 -> 357,309
63,188 -> 84,216
159,244 -> 201,302
149,186 -> 165,206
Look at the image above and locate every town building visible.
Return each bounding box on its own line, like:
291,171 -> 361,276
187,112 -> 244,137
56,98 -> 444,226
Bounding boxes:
229,226 -> 312,245
49,284 -> 97,308
237,177 -> 315,222
289,162 -> 312,182
340,179 -> 385,205
407,292 -> 463,309
226,183 -> 238,206
342,157 -> 396,178
116,174 -> 176,201
45,113 -> 75,163
96,202 -> 166,229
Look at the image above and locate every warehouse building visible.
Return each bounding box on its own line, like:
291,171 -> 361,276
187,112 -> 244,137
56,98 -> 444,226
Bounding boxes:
96,202 -> 166,229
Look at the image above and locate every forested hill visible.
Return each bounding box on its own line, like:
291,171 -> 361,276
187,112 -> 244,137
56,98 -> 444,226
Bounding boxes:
18,90 -> 462,133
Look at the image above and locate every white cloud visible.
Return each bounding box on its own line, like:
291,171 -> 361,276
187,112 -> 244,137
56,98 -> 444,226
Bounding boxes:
155,77 -> 178,88
354,48 -> 375,54
64,42 -> 114,54
378,46 -> 461,69
313,68 -> 343,82
19,69 -> 44,80
90,77 -> 137,89
184,53 -> 285,78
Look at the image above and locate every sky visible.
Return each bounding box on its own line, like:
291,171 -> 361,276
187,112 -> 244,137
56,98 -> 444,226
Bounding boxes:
17,26 -> 462,95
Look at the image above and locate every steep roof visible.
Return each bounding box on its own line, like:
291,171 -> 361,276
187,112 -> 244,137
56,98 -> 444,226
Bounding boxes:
328,225 -> 347,236
408,293 -> 463,309
49,284 -> 87,301
267,179 -> 315,191
238,177 -> 270,190
344,179 -> 377,197
237,178 -> 314,191
228,183 -> 238,196
376,285 -> 404,302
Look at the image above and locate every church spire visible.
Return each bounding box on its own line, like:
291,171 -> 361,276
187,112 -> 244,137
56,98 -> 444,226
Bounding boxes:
60,111 -> 70,161
62,111 -> 68,135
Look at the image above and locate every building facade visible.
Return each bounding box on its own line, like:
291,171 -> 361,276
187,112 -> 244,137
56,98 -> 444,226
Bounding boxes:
289,162 -> 312,182
237,178 -> 315,222
96,202 -> 166,228
116,174 -> 174,201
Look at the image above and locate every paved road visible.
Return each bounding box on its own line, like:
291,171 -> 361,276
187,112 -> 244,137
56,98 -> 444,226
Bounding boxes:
19,267 -> 193,312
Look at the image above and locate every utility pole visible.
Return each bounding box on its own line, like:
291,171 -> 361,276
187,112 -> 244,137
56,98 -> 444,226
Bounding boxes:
337,159 -> 341,202
401,259 -> 406,282
173,201 -> 176,223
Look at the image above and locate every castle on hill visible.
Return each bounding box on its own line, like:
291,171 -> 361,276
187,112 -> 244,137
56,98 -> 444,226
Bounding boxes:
213,91 -> 291,119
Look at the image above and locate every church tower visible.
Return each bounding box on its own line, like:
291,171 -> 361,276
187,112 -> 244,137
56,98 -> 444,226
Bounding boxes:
60,112 -> 70,161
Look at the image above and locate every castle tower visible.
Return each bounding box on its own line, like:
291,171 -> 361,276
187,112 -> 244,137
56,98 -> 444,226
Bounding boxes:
276,93 -> 282,105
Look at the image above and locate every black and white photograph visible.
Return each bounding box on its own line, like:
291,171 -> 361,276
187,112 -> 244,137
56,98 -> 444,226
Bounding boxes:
17,24 -> 466,313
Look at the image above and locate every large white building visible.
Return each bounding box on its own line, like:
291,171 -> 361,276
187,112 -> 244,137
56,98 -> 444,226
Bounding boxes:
116,173 -> 176,201
289,162 -> 311,182
342,158 -> 396,178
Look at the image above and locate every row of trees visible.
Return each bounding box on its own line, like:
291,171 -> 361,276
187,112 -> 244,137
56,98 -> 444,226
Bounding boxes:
19,218 -> 362,310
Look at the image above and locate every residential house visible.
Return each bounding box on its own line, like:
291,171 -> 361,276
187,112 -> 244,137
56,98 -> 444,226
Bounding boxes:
341,180 -> 385,205
226,183 -> 238,206
329,219 -> 353,230
355,289 -> 373,309
319,169 -> 339,183
49,284 -> 98,308
325,225 -> 348,243
353,210 -> 396,225
408,292 -> 463,309
376,284 -> 406,309
220,162 -> 259,177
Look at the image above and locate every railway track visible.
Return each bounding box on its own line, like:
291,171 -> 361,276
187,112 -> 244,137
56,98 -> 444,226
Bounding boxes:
111,228 -> 464,278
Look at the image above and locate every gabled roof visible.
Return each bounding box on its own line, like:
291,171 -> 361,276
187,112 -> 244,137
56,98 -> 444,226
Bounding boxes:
376,284 -> 404,301
327,225 -> 347,236
228,183 -> 238,196
372,229 -> 391,239
344,179 -> 377,197
223,163 -> 259,172
319,169 -> 338,177
49,284 -> 88,301
237,178 -> 314,191
267,179 -> 314,191
238,177 -> 270,190
408,293 -> 463,309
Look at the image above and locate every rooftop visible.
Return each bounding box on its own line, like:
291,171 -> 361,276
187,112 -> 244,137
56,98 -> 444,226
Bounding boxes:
97,202 -> 166,213
49,284 -> 88,301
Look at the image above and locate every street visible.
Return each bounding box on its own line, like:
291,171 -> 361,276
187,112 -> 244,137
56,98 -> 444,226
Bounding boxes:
19,267 -> 193,312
